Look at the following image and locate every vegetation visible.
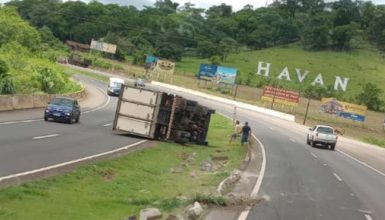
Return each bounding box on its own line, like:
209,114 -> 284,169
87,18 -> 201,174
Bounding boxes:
0,6 -> 80,94
0,114 -> 247,220
3,0 -> 385,109
5,0 -> 385,59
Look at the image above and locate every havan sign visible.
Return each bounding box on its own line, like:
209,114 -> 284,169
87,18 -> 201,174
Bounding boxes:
256,61 -> 350,91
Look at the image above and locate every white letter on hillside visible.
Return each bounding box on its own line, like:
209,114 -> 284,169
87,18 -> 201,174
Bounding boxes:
277,67 -> 291,81
256,61 -> 271,77
295,68 -> 309,83
312,73 -> 324,86
334,76 -> 349,91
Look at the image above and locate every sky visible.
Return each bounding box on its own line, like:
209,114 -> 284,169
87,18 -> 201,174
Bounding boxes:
0,0 -> 385,11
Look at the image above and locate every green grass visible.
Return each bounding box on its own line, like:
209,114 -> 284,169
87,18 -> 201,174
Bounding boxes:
68,46 -> 385,146
177,44 -> 385,100
363,136 -> 385,148
64,68 -> 109,82
0,114 -> 246,220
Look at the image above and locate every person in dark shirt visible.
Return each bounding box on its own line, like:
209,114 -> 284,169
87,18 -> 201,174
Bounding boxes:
241,122 -> 251,146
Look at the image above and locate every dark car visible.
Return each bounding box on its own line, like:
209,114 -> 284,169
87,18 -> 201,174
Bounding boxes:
44,97 -> 81,124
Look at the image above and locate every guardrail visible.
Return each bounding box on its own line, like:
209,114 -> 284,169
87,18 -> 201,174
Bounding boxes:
151,81 -> 295,122
0,85 -> 86,112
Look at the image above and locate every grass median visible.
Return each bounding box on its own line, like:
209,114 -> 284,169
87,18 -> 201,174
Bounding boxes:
0,114 -> 246,220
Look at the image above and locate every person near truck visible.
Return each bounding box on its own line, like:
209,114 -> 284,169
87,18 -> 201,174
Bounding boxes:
241,122 -> 251,146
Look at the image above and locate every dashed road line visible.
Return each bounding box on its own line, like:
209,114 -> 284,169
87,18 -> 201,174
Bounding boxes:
289,138 -> 297,143
0,85 -> 110,126
333,172 -> 343,182
33,134 -> 60,140
103,123 -> 112,127
364,214 -> 374,220
311,153 -> 318,159
337,149 -> 385,177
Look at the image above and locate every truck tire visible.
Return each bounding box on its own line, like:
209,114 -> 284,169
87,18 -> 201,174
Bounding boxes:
330,143 -> 336,150
306,135 -> 310,145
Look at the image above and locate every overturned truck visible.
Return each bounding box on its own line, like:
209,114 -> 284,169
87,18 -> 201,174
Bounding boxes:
113,85 -> 215,145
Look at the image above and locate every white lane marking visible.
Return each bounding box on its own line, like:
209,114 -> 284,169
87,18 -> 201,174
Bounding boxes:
289,138 -> 296,143
0,119 -> 42,125
333,172 -> 343,182
0,140 -> 147,183
311,153 -> 318,159
216,112 -> 267,220
103,123 -> 112,127
33,134 -> 60,140
359,210 -> 372,214
238,134 -> 267,220
337,149 -> 385,177
0,85 -> 110,126
365,214 -> 374,220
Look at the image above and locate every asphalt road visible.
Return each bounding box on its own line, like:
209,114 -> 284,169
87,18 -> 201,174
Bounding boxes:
146,83 -> 385,220
1,67 -> 385,220
0,75 -> 141,177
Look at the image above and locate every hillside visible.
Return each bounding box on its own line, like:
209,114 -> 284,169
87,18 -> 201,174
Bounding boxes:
176,44 -> 385,101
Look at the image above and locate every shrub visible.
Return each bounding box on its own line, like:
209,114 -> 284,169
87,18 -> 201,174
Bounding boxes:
0,77 -> 16,94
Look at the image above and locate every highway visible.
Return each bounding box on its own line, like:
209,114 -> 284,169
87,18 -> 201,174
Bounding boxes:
0,75 -> 142,177
147,83 -> 385,220
1,69 -> 385,220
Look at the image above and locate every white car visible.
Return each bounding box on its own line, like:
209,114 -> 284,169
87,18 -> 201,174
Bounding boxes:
307,125 -> 338,150
107,77 -> 124,96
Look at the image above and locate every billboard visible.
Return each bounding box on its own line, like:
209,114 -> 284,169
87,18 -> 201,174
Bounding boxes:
261,86 -> 300,106
90,39 -> 117,54
197,64 -> 237,85
144,55 -> 175,80
320,98 -> 367,122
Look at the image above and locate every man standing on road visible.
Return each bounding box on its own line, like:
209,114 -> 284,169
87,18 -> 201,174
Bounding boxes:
241,122 -> 251,146
229,120 -> 242,144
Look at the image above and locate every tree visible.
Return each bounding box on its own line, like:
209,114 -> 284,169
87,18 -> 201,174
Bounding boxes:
356,83 -> 383,111
0,59 -> 9,77
0,7 -> 41,50
330,24 -> 355,50
0,59 -> 15,94
301,13 -> 331,50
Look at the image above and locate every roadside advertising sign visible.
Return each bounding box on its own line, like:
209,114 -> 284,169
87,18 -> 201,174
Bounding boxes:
197,64 -> 237,85
90,39 -> 117,54
144,55 -> 175,80
320,98 -> 367,122
261,86 -> 300,106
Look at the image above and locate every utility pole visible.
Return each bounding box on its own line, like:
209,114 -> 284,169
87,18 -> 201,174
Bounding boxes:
303,97 -> 311,125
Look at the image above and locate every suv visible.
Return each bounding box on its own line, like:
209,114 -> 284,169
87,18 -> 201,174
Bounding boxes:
307,125 -> 338,150
44,97 -> 81,124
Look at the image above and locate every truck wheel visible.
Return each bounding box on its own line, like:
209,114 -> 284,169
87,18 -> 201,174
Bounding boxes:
306,135 -> 310,145
75,116 -> 80,123
330,144 -> 336,150
44,116 -> 48,121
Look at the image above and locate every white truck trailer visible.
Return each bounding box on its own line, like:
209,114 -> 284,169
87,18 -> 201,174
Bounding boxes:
113,85 -> 214,145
